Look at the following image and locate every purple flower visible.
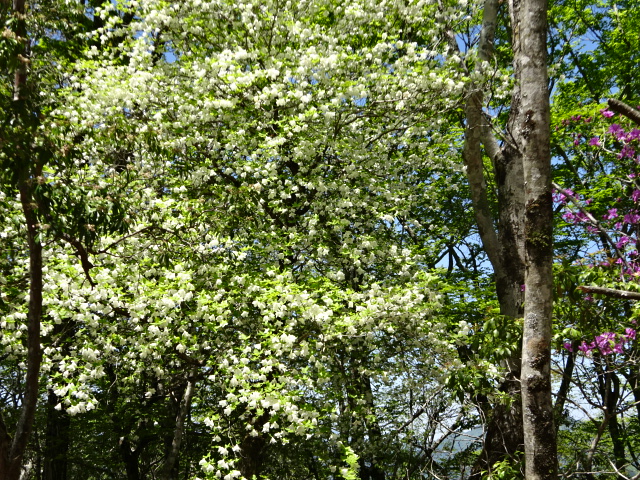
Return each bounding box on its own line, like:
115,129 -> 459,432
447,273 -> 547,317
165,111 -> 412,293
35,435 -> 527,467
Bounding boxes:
595,332 -> 616,355
601,109 -> 614,118
553,192 -> 567,204
625,328 -> 636,340
624,212 -> 640,224
628,129 -> 640,141
619,144 -> 636,159
604,208 -> 618,220
578,341 -> 593,353
632,190 -> 640,202
563,342 -> 573,352
609,124 -> 626,140
589,136 -> 601,146
616,236 -> 631,249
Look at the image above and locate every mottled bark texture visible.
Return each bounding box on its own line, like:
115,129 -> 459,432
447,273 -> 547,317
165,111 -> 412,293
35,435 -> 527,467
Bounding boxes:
461,0 -> 526,476
510,0 -> 558,476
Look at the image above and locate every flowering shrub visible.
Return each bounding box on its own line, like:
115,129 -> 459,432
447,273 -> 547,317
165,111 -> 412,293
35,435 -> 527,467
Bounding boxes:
564,327 -> 636,356
554,107 -> 640,279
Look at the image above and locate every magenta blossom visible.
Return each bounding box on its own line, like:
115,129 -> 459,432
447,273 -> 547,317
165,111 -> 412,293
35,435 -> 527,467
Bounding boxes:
624,212 -> 640,224
609,124 -> 626,140
601,109 -> 614,118
628,129 -> 640,141
578,341 -> 594,354
619,144 -> 636,159
572,328 -> 637,356
616,236 -> 631,249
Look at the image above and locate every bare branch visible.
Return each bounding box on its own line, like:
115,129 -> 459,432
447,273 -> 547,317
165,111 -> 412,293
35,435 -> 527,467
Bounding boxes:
608,98 -> 640,126
577,285 -> 640,300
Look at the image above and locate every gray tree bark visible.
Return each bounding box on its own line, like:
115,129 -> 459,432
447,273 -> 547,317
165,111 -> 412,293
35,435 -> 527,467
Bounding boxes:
458,0 -> 526,475
509,0 -> 558,476
460,0 -> 558,476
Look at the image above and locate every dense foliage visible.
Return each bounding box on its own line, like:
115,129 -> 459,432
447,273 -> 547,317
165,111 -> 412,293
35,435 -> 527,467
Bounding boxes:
1,0 -> 638,479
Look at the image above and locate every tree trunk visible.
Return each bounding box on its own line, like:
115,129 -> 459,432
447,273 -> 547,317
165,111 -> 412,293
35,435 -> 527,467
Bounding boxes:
238,412 -> 269,480
460,0 -> 526,475
0,185 -> 45,480
0,1 -> 45,478
511,0 -> 558,476
158,372 -> 196,480
42,392 -> 70,480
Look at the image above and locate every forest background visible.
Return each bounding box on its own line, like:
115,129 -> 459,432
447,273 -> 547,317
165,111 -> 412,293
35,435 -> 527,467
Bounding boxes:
1,0 -> 639,479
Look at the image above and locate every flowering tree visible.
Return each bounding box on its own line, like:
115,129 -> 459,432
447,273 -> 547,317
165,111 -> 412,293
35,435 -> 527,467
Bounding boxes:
550,100 -> 640,478
2,0 -> 492,479
4,0 -> 639,478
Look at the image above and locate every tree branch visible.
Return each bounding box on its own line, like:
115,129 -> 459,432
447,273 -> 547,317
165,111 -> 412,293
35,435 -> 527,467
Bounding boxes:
608,98 -> 640,126
577,285 -> 640,300
459,0 -> 505,275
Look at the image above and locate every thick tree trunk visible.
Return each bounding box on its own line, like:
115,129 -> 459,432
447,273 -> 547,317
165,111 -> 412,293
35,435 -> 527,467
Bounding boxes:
238,412 -> 269,480
461,0 -> 526,476
42,392 -> 71,480
510,0 -> 558,476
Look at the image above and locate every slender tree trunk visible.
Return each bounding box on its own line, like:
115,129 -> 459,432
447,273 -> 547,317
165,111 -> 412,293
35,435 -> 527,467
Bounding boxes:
554,340 -> 578,423
118,438 -> 141,480
0,2 -> 45,478
1,186 -> 44,480
510,0 -> 558,476
158,372 -> 196,480
356,373 -> 385,480
598,366 -> 626,479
